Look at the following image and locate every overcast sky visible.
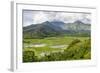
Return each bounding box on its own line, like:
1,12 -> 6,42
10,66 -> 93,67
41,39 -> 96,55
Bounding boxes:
23,10 -> 91,27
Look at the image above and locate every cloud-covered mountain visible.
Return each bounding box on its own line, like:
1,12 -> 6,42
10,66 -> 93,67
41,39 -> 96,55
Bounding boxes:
23,20 -> 90,39
23,10 -> 91,27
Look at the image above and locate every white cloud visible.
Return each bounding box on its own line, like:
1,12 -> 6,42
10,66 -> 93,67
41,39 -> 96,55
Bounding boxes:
33,12 -> 49,24
23,10 -> 34,26
23,10 -> 91,26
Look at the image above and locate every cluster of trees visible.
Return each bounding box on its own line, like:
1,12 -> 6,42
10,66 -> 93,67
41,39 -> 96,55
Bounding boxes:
23,39 -> 91,62
23,50 -> 36,62
23,31 -> 61,39
24,31 -> 90,39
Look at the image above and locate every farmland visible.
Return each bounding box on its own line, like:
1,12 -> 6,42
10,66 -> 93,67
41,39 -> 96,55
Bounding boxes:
23,36 -> 91,62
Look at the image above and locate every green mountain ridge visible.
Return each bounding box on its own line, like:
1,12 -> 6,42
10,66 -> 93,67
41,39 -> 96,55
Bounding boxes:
23,20 -> 91,39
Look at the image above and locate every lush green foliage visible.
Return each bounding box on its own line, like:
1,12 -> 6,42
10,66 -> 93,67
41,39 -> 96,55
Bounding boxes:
36,39 -> 91,61
64,39 -> 91,59
23,50 -> 37,62
23,37 -> 91,62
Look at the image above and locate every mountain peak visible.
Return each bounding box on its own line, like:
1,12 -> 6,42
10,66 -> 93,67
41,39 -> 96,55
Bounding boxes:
43,21 -> 50,24
74,20 -> 84,24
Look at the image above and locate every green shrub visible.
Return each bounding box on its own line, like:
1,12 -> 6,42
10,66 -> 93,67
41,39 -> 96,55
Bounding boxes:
83,51 -> 91,59
23,50 -> 36,62
64,39 -> 91,60
67,39 -> 81,49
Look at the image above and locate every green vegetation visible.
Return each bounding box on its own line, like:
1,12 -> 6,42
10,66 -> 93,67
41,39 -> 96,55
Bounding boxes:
23,19 -> 91,62
23,50 -> 36,62
64,38 -> 91,60
23,36 -> 91,62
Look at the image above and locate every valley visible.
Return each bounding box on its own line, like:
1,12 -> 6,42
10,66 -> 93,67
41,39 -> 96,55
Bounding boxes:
23,20 -> 91,62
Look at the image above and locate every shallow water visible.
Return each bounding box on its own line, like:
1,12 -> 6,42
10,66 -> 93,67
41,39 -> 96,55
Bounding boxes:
50,45 -> 68,49
24,43 -> 68,49
24,43 -> 46,48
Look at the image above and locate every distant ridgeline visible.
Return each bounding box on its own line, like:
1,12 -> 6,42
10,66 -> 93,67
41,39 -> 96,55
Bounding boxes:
23,20 -> 91,39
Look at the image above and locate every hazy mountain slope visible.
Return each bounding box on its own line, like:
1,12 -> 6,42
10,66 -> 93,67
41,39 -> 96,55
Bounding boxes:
23,20 -> 91,38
